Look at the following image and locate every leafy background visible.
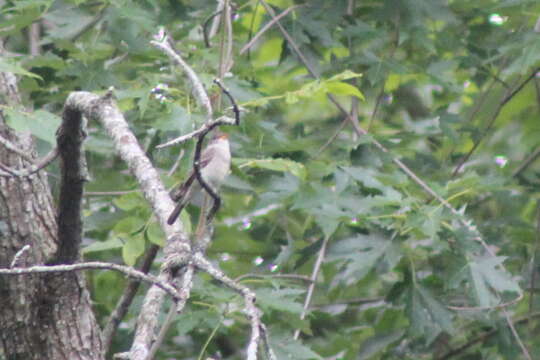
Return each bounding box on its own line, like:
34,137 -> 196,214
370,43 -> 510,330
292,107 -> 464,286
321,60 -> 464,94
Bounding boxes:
3,0 -> 540,358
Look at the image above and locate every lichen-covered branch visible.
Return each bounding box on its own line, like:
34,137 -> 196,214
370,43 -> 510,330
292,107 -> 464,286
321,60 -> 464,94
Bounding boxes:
0,261 -> 180,299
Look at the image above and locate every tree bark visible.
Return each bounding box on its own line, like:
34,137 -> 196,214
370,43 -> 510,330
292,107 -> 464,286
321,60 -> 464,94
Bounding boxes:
0,69 -> 103,358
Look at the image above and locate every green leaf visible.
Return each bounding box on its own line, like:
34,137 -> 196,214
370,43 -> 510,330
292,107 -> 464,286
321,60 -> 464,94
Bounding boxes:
113,192 -> 144,211
145,222 -> 165,247
5,108 -> 60,145
407,284 -> 454,344
271,333 -> 323,360
175,309 -> 220,335
325,81 -> 365,100
468,256 -> 521,307
327,70 -> 363,82
121,233 -> 145,266
327,233 -> 400,285
0,58 -> 42,80
255,288 -> 305,314
82,238 -> 123,254
234,158 -> 306,180
357,330 -> 405,360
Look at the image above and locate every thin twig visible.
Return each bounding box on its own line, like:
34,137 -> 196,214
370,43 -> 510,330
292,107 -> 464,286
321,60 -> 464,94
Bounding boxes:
193,128 -> 221,222
259,0 -> 319,77
367,21 -> 399,132
208,0 -> 225,41
221,0 -> 234,76
193,252 -> 263,360
437,311 -> 540,360
502,307 -> 532,360
447,292 -> 523,311
214,79 -> 240,124
151,31 -> 213,120
313,118 -> 348,158
156,116 -> 236,149
102,245 -> 159,355
512,146 -> 540,178
529,201 -> 540,315
452,68 -> 539,176
260,324 -> 277,360
167,148 -> 185,177
10,245 -> 31,268
70,6 -> 108,42
223,203 -> 281,226
202,9 -> 223,48
0,262 -> 180,299
293,234 -> 330,340
240,5 -> 303,55
0,147 -> 58,177
235,273 -> 312,283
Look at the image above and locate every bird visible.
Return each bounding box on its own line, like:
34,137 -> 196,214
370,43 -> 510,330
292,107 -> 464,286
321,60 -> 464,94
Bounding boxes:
167,131 -> 231,225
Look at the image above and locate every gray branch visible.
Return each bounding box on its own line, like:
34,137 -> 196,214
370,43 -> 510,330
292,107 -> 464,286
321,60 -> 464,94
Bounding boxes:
151,30 -> 213,121
0,262 -> 180,299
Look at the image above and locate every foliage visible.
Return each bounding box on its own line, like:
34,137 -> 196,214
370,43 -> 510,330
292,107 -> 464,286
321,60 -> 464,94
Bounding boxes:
3,0 -> 540,358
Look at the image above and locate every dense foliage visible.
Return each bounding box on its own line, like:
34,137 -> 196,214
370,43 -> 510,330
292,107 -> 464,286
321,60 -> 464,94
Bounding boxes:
3,0 -> 540,358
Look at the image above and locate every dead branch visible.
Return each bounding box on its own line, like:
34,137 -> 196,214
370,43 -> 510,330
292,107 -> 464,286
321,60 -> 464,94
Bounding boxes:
0,261 -> 180,299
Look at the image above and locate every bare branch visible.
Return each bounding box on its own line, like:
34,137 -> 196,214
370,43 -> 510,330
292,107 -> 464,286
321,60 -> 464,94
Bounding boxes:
452,68 -> 539,176
513,146 -> 540,178
447,292 -> 523,311
203,9 -> 223,48
259,0 -> 319,77
240,5 -> 303,55
151,31 -> 213,120
213,79 -> 240,124
10,245 -> 31,268
502,307 -> 532,360
28,22 -> 41,56
147,265 -> 195,360
102,244 -> 159,355
294,235 -> 330,340
208,0 -> 225,41
53,98 -> 89,264
219,0 -> 234,77
193,252 -> 264,360
260,324 -> 277,360
438,312 -> 540,360
223,203 -> 281,226
156,116 -> 235,149
0,147 -> 58,177
192,129 -> 221,222
59,89 -> 190,360
235,272 -> 312,283
167,148 -> 185,176
0,262 -> 180,299
529,202 -> 540,315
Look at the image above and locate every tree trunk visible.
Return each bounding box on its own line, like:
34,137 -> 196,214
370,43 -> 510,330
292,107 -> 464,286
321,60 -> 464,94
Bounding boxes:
0,70 -> 103,358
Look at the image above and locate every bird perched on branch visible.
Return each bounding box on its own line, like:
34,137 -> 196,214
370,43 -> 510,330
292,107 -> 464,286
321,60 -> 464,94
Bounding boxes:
167,131 -> 231,225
